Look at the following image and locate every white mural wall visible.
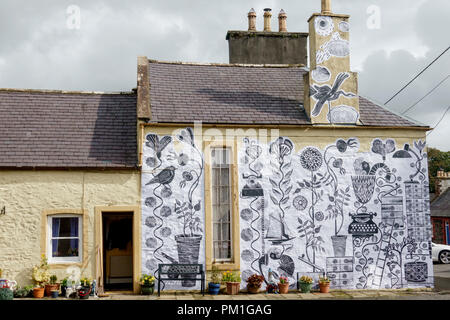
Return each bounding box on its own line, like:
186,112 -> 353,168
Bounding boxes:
141,127 -> 205,290
238,137 -> 433,290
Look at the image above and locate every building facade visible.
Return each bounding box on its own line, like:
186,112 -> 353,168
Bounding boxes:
0,1 -> 434,293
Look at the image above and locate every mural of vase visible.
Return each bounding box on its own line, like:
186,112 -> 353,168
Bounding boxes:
351,175 -> 376,209
175,234 -> 202,287
331,235 -> 347,257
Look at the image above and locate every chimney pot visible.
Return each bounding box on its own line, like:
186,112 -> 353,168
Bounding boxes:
248,8 -> 257,31
278,9 -> 287,32
263,8 -> 272,32
321,0 -> 332,14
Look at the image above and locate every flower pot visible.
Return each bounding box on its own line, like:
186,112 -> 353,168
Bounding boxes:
78,286 -> 90,299
33,287 -> 45,299
45,283 -> 60,297
208,283 -> 221,295
50,290 -> 59,298
331,235 -> 347,257
141,284 -> 155,295
0,288 -> 13,300
299,282 -> 312,293
175,234 -> 202,287
226,282 -> 240,295
278,282 -> 289,294
246,285 -> 261,294
319,282 -> 330,293
61,285 -> 67,297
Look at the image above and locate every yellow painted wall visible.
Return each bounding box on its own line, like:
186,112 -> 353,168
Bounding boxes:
0,170 -> 140,286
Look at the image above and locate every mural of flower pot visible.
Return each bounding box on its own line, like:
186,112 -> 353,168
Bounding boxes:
175,234 -> 202,287
331,235 -> 347,257
351,175 -> 376,208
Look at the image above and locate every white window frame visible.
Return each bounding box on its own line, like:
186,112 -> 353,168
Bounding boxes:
47,214 -> 82,264
211,147 -> 233,262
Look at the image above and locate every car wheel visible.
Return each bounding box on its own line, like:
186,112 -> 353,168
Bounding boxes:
439,251 -> 450,264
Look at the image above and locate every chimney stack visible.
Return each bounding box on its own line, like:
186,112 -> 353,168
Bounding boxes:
263,8 -> 272,32
248,8 -> 256,31
278,9 -> 287,32
321,0 -> 332,14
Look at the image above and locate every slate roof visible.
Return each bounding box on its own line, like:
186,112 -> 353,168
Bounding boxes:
0,90 -> 137,169
431,188 -> 450,217
147,61 -> 424,127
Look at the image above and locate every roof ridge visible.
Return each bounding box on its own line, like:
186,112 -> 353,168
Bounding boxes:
148,59 -> 306,69
0,88 -> 135,95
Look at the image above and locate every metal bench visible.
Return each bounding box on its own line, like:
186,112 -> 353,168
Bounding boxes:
157,263 -> 205,296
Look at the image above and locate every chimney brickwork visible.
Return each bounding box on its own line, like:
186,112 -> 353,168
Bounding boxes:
304,1 -> 360,124
137,56 -> 151,119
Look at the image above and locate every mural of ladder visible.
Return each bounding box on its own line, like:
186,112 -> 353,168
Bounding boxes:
371,224 -> 395,288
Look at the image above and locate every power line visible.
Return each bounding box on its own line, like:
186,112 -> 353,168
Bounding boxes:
401,74 -> 450,115
427,105 -> 450,136
385,45 -> 450,105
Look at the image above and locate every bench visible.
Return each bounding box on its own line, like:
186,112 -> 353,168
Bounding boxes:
157,263 -> 205,296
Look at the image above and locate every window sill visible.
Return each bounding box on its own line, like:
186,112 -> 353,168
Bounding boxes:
48,262 -> 83,269
209,262 -> 239,271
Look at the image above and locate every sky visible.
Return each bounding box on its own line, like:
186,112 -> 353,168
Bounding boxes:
0,0 -> 448,151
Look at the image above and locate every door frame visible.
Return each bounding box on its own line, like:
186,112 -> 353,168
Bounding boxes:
95,206 -> 141,294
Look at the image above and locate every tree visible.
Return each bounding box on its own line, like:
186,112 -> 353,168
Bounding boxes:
427,147 -> 450,192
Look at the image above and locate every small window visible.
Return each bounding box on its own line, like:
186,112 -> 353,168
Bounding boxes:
47,215 -> 82,263
211,147 -> 232,261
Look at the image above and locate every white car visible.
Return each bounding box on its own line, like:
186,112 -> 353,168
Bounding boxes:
432,243 -> 450,264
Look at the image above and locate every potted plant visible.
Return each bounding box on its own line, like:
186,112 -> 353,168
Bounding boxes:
266,283 -> 278,294
298,275 -> 313,293
278,276 -> 289,294
208,266 -> 221,295
45,275 -> 59,297
246,274 -> 264,294
60,278 -> 69,297
140,273 -> 155,295
318,275 -> 331,293
50,290 -> 59,298
32,254 -> 50,298
222,271 -> 240,295
78,277 -> 91,299
13,285 -> 33,298
0,287 -> 13,300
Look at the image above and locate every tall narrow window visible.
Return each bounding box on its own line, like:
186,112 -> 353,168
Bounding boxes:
47,215 -> 82,263
211,147 -> 232,261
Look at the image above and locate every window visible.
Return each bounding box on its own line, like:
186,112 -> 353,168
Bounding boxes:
211,147 -> 232,261
47,215 -> 82,263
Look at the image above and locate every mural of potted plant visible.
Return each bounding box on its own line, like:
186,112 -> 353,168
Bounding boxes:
140,273 -> 155,295
222,271 -> 241,295
208,266 -> 221,295
318,275 -> 331,293
246,274 -> 264,294
278,276 -> 289,294
32,254 -> 50,298
298,275 -> 313,293
45,275 -> 59,297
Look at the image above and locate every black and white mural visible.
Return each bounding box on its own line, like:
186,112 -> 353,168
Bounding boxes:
238,137 -> 433,290
142,127 -> 205,290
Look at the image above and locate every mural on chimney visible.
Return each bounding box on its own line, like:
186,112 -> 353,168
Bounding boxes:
307,14 -> 360,125
142,127 -> 205,290
238,137 -> 433,290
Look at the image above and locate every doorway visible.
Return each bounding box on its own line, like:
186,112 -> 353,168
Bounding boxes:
102,212 -> 133,291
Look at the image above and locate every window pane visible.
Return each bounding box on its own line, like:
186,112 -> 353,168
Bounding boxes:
52,217 -> 79,238
51,239 -> 79,257
220,169 -> 230,186
219,205 -> 230,222
220,186 -> 229,204
213,223 -> 220,241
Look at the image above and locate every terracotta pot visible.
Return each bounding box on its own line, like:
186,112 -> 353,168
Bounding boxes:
246,285 -> 261,294
45,284 -> 60,297
33,287 -> 45,299
278,282 -> 289,294
319,282 -> 330,293
226,282 -> 240,295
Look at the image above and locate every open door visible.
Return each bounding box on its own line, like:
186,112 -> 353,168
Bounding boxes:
102,212 -> 133,291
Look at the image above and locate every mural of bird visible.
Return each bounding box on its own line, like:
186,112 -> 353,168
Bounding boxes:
310,72 -> 356,117
146,166 -> 176,186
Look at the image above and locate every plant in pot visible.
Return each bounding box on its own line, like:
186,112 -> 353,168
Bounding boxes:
14,285 -> 34,298
60,278 -> 69,297
246,274 -> 264,294
222,271 -> 241,295
318,275 -> 331,293
45,275 -> 59,297
278,276 -> 289,294
140,273 -> 155,295
208,266 -> 221,295
298,275 -> 313,293
78,277 -> 91,299
32,254 -> 50,298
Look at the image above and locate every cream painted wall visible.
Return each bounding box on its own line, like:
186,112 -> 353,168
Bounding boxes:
0,170 -> 140,286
